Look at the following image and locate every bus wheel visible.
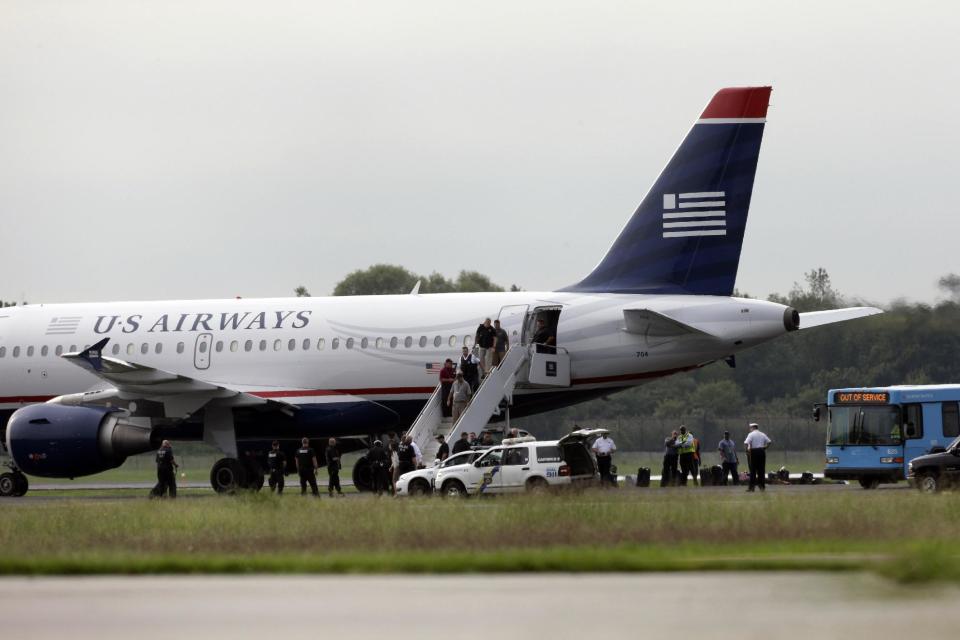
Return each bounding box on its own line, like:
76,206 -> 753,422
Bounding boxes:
858,477 -> 880,490
917,473 -> 939,493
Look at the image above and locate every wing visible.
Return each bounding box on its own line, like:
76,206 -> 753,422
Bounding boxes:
798,307 -> 883,330
58,338 -> 294,418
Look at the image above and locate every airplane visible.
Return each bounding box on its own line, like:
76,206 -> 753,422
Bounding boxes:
0,86 -> 881,497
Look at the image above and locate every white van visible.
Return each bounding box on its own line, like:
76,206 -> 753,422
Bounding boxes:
434,429 -> 606,497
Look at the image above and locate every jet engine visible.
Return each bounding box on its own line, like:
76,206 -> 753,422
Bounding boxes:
6,404 -> 155,478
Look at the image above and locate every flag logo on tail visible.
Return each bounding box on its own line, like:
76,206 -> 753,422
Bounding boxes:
662,192 -> 726,238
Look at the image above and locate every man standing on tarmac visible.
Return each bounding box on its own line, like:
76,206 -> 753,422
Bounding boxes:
326,438 -> 343,497
676,426 -> 697,486
367,440 -> 390,496
745,423 -> 772,492
267,440 -> 286,494
151,439 -> 178,499
717,431 -> 739,485
661,430 -> 679,487
295,437 -> 320,497
592,432 -> 617,487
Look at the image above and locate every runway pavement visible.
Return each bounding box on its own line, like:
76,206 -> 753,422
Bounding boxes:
0,573 -> 952,639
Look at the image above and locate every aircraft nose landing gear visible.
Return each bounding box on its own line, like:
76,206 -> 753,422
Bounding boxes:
0,463 -> 29,498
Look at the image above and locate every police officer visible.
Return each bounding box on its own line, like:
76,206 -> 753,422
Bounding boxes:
397,435 -> 416,476
267,440 -> 286,494
367,440 -> 390,496
295,437 -> 320,496
435,434 -> 450,462
676,426 -> 697,486
151,439 -> 178,499
326,437 -> 343,497
744,423 -> 772,492
591,432 -> 617,487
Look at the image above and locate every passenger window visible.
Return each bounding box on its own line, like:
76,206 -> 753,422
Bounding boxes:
158,343 -> 165,354
259,340 -> 267,352
376,337 -> 384,349
112,343 -> 121,356
332,338 -> 340,350
197,342 -> 207,354
904,404 -> 924,439
127,343 -> 135,355
288,339 -> 296,351
12,346 -> 19,358
0,347 -> 5,357
464,336 -> 473,348
245,340 -> 253,352
230,340 -> 238,353
55,345 -> 63,356
273,339 -> 281,351
27,346 -> 34,357
346,338 -> 355,349
390,337 -> 398,348
302,339 -> 310,351
503,447 -> 529,466
943,402 -> 960,438
404,336 -> 413,348
69,345 -> 77,352
141,343 -> 149,355
41,345 -> 49,357
317,338 -> 325,350
449,335 -> 457,347
361,337 -> 369,349
419,336 -> 427,348
434,336 -> 442,347
177,342 -> 185,354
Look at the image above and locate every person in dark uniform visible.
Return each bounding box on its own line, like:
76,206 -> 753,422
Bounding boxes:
435,434 -> 450,462
151,439 -> 178,499
474,317 -> 497,376
295,437 -> 320,496
267,440 -> 286,494
661,430 -> 679,487
458,346 -> 481,391
367,439 -> 390,496
326,437 -> 342,497
397,436 -> 416,476
451,431 -> 471,455
531,317 -> 556,354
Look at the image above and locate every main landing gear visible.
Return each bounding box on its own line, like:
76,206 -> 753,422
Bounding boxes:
0,463 -> 28,498
209,457 -> 265,494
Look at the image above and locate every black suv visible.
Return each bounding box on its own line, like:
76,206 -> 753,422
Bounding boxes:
908,439 -> 960,492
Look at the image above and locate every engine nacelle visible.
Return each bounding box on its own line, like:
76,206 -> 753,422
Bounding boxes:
6,404 -> 155,478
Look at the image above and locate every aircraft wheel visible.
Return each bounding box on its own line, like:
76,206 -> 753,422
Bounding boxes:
13,472 -> 28,497
352,456 -> 373,492
0,473 -> 15,497
210,458 -> 247,494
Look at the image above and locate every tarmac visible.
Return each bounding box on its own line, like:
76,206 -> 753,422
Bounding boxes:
0,573 -> 952,639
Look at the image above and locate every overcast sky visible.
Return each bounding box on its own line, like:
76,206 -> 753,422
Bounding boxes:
1,1 -> 957,306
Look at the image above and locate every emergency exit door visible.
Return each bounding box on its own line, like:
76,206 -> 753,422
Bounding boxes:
194,333 -> 213,370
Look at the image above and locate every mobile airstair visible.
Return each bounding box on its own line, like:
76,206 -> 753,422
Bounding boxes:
407,344 -> 571,461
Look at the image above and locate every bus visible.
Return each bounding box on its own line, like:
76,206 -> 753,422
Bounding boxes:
815,385 -> 960,489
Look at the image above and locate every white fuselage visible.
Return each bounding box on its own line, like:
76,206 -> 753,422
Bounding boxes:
0,291 -> 792,420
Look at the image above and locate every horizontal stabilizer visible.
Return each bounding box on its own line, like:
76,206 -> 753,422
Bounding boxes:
623,309 -> 713,338
799,307 -> 883,330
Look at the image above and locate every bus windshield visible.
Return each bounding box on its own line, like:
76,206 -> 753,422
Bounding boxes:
828,405 -> 902,446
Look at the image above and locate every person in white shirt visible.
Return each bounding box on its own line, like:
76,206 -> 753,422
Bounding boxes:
411,439 -> 423,468
592,432 -> 617,487
744,423 -> 772,492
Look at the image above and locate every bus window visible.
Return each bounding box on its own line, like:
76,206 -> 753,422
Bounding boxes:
827,405 -> 901,446
943,402 -> 960,438
903,404 -> 924,439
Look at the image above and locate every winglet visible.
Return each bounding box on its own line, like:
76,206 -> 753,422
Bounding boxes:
410,280 -> 422,295
71,337 -> 110,372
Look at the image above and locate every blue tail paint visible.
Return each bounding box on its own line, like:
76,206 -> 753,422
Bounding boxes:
564,87 -> 771,296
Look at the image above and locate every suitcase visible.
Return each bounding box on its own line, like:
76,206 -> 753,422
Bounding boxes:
635,467 -> 650,488
711,465 -> 724,486
700,468 -> 713,486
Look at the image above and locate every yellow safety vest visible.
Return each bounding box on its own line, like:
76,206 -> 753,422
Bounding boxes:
678,434 -> 696,455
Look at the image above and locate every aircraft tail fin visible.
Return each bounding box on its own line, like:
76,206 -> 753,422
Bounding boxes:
563,86 -> 771,296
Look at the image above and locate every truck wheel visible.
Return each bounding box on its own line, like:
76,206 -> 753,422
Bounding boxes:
917,473 -> 939,493
525,477 -> 550,494
408,479 -> 431,497
0,473 -> 15,497
858,477 -> 880,490
441,480 -> 467,498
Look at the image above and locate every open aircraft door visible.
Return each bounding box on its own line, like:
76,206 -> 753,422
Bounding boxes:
497,305 -> 529,347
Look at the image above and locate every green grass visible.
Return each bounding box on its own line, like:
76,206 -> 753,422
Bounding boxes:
2,487 -> 959,580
